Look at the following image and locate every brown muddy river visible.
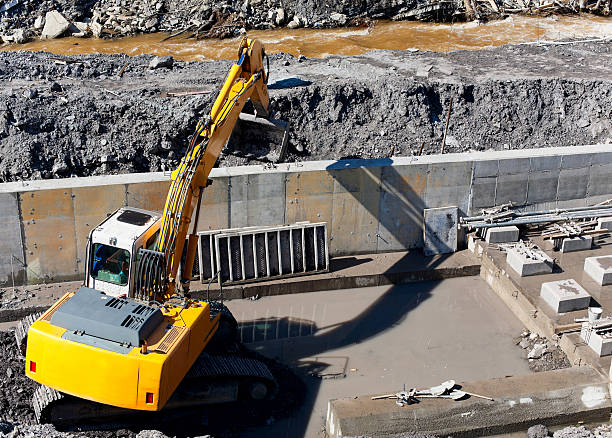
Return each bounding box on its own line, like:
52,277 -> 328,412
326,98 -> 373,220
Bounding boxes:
1,15 -> 611,60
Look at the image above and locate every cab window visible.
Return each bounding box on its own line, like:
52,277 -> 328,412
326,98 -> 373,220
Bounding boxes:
91,244 -> 130,286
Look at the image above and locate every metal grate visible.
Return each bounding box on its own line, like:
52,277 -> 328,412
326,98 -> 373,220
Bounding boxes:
198,222 -> 328,286
156,325 -> 186,353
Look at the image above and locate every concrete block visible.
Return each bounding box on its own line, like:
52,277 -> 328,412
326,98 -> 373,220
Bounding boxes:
527,170 -> 559,204
0,193 -> 25,285
498,158 -> 529,175
584,256 -> 612,286
423,206 -> 458,256
561,154 -> 592,169
329,166 -> 381,256
588,164 -> 612,197
495,173 -> 528,205
473,160 -> 498,177
377,164 -> 427,251
541,279 -> 591,313
485,226 -> 519,244
507,246 -> 553,277
581,323 -> 612,357
530,155 -> 561,172
470,176 -> 497,210
591,152 -> 612,166
561,236 -> 593,253
557,167 -> 589,201
597,217 -> 612,231
425,162 -> 471,212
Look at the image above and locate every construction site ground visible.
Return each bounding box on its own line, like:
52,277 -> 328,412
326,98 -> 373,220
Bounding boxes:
0,250 -> 541,437
213,276 -> 530,437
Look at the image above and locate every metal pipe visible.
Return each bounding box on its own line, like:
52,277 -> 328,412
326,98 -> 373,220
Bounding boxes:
461,208 -> 612,229
462,202 -> 612,222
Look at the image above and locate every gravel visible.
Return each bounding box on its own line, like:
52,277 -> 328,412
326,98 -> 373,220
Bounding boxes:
0,40 -> 610,183
514,330 -> 570,373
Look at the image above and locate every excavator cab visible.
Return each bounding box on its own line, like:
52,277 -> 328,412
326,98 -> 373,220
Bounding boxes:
85,207 -> 161,298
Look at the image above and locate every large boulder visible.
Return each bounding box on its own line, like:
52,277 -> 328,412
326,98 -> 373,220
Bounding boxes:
40,11 -> 71,40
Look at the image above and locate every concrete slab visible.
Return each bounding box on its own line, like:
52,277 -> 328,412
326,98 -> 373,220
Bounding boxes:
585,256 -> 612,286
495,173 -> 528,205
326,366 -> 611,438
597,216 -> 612,231
557,167 -> 589,201
507,246 -> 553,277
423,206 -> 458,256
486,226 -> 519,244
561,236 -> 593,253
540,279 -> 591,313
227,277 -> 531,438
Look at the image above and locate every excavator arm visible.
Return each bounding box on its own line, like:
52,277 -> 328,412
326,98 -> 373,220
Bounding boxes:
136,38 -> 271,301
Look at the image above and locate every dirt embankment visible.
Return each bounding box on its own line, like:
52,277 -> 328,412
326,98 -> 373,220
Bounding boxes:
0,40 -> 611,182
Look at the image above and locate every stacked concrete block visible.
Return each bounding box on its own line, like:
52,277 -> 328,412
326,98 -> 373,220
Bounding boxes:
584,256 -> 612,286
506,245 -> 553,277
485,226 -> 519,244
541,279 -> 591,313
597,217 -> 612,231
560,236 -> 593,253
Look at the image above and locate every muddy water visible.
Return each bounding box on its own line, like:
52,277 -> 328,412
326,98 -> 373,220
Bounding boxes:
1,15 -> 611,60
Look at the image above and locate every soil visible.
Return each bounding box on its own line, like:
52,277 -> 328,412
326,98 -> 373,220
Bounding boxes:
0,39 -> 610,183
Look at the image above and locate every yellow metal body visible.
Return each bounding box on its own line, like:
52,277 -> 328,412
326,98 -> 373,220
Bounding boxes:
25,292 -> 219,411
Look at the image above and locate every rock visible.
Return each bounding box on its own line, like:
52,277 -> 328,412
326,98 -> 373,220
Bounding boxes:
34,16 -> 45,30
528,344 -> 546,359
527,424 -> 549,438
6,367 -> 12,378
40,11 -> 71,40
90,21 -> 102,38
52,159 -> 68,174
23,88 -> 37,99
330,12 -> 347,25
287,18 -> 300,29
12,29 -> 27,44
274,8 -> 285,25
50,82 -> 62,92
145,17 -> 158,29
149,55 -> 174,70
519,338 -> 531,349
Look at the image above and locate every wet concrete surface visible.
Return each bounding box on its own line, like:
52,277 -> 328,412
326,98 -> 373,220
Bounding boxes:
224,276 -> 531,438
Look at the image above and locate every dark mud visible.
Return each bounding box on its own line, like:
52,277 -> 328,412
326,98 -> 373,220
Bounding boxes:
0,40 -> 610,182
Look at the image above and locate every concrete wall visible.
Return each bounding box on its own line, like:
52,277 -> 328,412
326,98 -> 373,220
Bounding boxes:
1,144 -> 611,285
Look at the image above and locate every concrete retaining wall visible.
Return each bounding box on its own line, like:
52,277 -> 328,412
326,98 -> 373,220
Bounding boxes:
1,144 -> 611,285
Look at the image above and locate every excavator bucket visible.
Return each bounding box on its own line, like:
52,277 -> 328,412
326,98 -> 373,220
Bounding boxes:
226,113 -> 290,163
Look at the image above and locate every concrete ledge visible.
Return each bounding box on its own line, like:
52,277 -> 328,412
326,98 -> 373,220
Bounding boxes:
194,249 -> 480,300
326,366 -> 611,438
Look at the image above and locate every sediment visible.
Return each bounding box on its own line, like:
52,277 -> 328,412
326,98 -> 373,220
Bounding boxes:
0,40 -> 610,182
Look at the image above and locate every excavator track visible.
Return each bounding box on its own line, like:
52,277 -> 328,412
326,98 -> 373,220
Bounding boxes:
15,312 -> 43,356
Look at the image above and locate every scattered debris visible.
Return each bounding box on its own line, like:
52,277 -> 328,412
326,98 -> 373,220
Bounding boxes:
371,380 -> 493,406
515,330 -> 570,372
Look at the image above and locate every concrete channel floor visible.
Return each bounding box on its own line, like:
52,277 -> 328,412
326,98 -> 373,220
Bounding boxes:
225,276 -> 531,438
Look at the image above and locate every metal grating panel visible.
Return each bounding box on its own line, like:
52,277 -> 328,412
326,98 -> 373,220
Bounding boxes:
156,325 -> 186,354
198,222 -> 328,286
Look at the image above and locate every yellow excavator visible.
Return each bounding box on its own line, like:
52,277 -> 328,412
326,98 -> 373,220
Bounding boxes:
16,38 -> 285,425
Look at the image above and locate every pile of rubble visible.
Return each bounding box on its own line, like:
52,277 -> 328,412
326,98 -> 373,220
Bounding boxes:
515,330 -> 570,372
